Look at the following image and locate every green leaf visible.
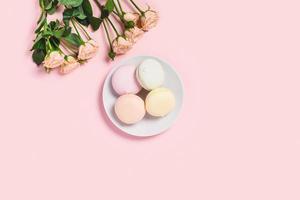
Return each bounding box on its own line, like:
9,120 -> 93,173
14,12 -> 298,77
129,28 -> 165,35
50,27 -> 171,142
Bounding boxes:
49,20 -> 60,30
42,30 -> 54,37
74,6 -> 86,19
101,0 -> 115,19
89,17 -> 102,31
44,0 -> 58,14
76,17 -> 90,26
63,8 -> 73,25
31,38 -> 46,51
100,9 -> 109,19
63,7 -> 87,25
45,1 -> 53,10
63,33 -> 83,47
62,26 -> 72,37
58,0 -> 83,7
46,5 -> 57,14
54,28 -> 65,38
49,37 -> 60,49
82,0 -> 93,17
104,0 -> 114,12
32,49 -> 46,65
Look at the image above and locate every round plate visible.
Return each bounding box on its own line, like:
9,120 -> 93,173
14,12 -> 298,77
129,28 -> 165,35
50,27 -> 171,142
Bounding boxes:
102,56 -> 184,137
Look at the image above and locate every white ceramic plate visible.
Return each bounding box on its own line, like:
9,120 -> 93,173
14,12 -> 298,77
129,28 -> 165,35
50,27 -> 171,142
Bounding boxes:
102,56 -> 184,137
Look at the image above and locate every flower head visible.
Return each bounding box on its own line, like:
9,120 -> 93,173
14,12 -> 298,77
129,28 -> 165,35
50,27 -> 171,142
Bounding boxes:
43,51 -> 64,69
125,27 -> 144,43
112,36 -> 133,55
140,10 -> 159,31
124,12 -> 140,24
78,40 -> 98,60
59,56 -> 80,74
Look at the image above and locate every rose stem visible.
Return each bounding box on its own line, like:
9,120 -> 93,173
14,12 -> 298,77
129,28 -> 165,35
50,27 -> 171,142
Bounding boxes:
60,41 -> 77,55
103,20 -> 113,51
71,19 -> 84,42
116,0 -> 124,14
129,0 -> 144,14
74,19 -> 92,40
106,17 -> 120,37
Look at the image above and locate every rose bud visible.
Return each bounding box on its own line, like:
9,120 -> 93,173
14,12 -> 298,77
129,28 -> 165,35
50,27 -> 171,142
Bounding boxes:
108,51 -> 116,60
123,12 -> 140,24
59,56 -> 80,74
140,10 -> 159,31
125,27 -> 144,43
43,51 -> 65,69
112,36 -> 133,55
78,40 -> 99,60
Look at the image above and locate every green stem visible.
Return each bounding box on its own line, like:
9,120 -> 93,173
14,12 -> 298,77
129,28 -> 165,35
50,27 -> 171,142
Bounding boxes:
42,17 -> 48,32
39,0 -> 45,10
113,10 -> 120,16
106,18 -> 120,36
74,19 -> 91,40
112,11 -> 125,24
113,1 -> 122,17
58,47 -> 66,56
129,0 -> 144,14
103,21 -> 113,50
50,38 -> 65,55
61,39 -> 78,51
37,11 -> 44,24
71,19 -> 84,42
116,0 -> 124,14
112,8 -> 126,26
61,41 -> 77,54
46,39 -> 53,52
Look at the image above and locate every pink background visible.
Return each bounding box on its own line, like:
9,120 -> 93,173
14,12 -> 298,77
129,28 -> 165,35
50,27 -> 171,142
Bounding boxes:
0,0 -> 300,199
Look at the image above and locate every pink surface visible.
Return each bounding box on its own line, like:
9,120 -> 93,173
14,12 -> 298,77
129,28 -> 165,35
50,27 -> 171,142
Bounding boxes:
0,0 -> 300,199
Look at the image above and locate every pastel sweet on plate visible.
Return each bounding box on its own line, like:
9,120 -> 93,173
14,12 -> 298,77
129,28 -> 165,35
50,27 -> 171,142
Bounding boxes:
136,59 -> 165,90
112,65 -> 141,95
145,87 -> 176,117
114,94 -> 146,124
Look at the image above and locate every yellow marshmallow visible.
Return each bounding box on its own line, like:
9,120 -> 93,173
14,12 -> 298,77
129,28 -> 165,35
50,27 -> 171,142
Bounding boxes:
145,88 -> 176,117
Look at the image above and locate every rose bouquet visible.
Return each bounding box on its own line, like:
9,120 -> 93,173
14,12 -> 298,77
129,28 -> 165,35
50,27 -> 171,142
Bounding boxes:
31,0 -> 159,74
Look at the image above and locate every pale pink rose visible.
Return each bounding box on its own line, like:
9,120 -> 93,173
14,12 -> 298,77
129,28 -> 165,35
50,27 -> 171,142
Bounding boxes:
112,37 -> 133,55
43,51 -> 65,69
123,12 -> 140,24
140,10 -> 159,31
59,56 -> 80,74
124,27 -> 144,43
78,40 -> 98,60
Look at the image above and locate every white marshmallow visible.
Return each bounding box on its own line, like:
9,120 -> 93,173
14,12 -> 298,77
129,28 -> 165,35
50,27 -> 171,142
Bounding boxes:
136,59 -> 165,90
